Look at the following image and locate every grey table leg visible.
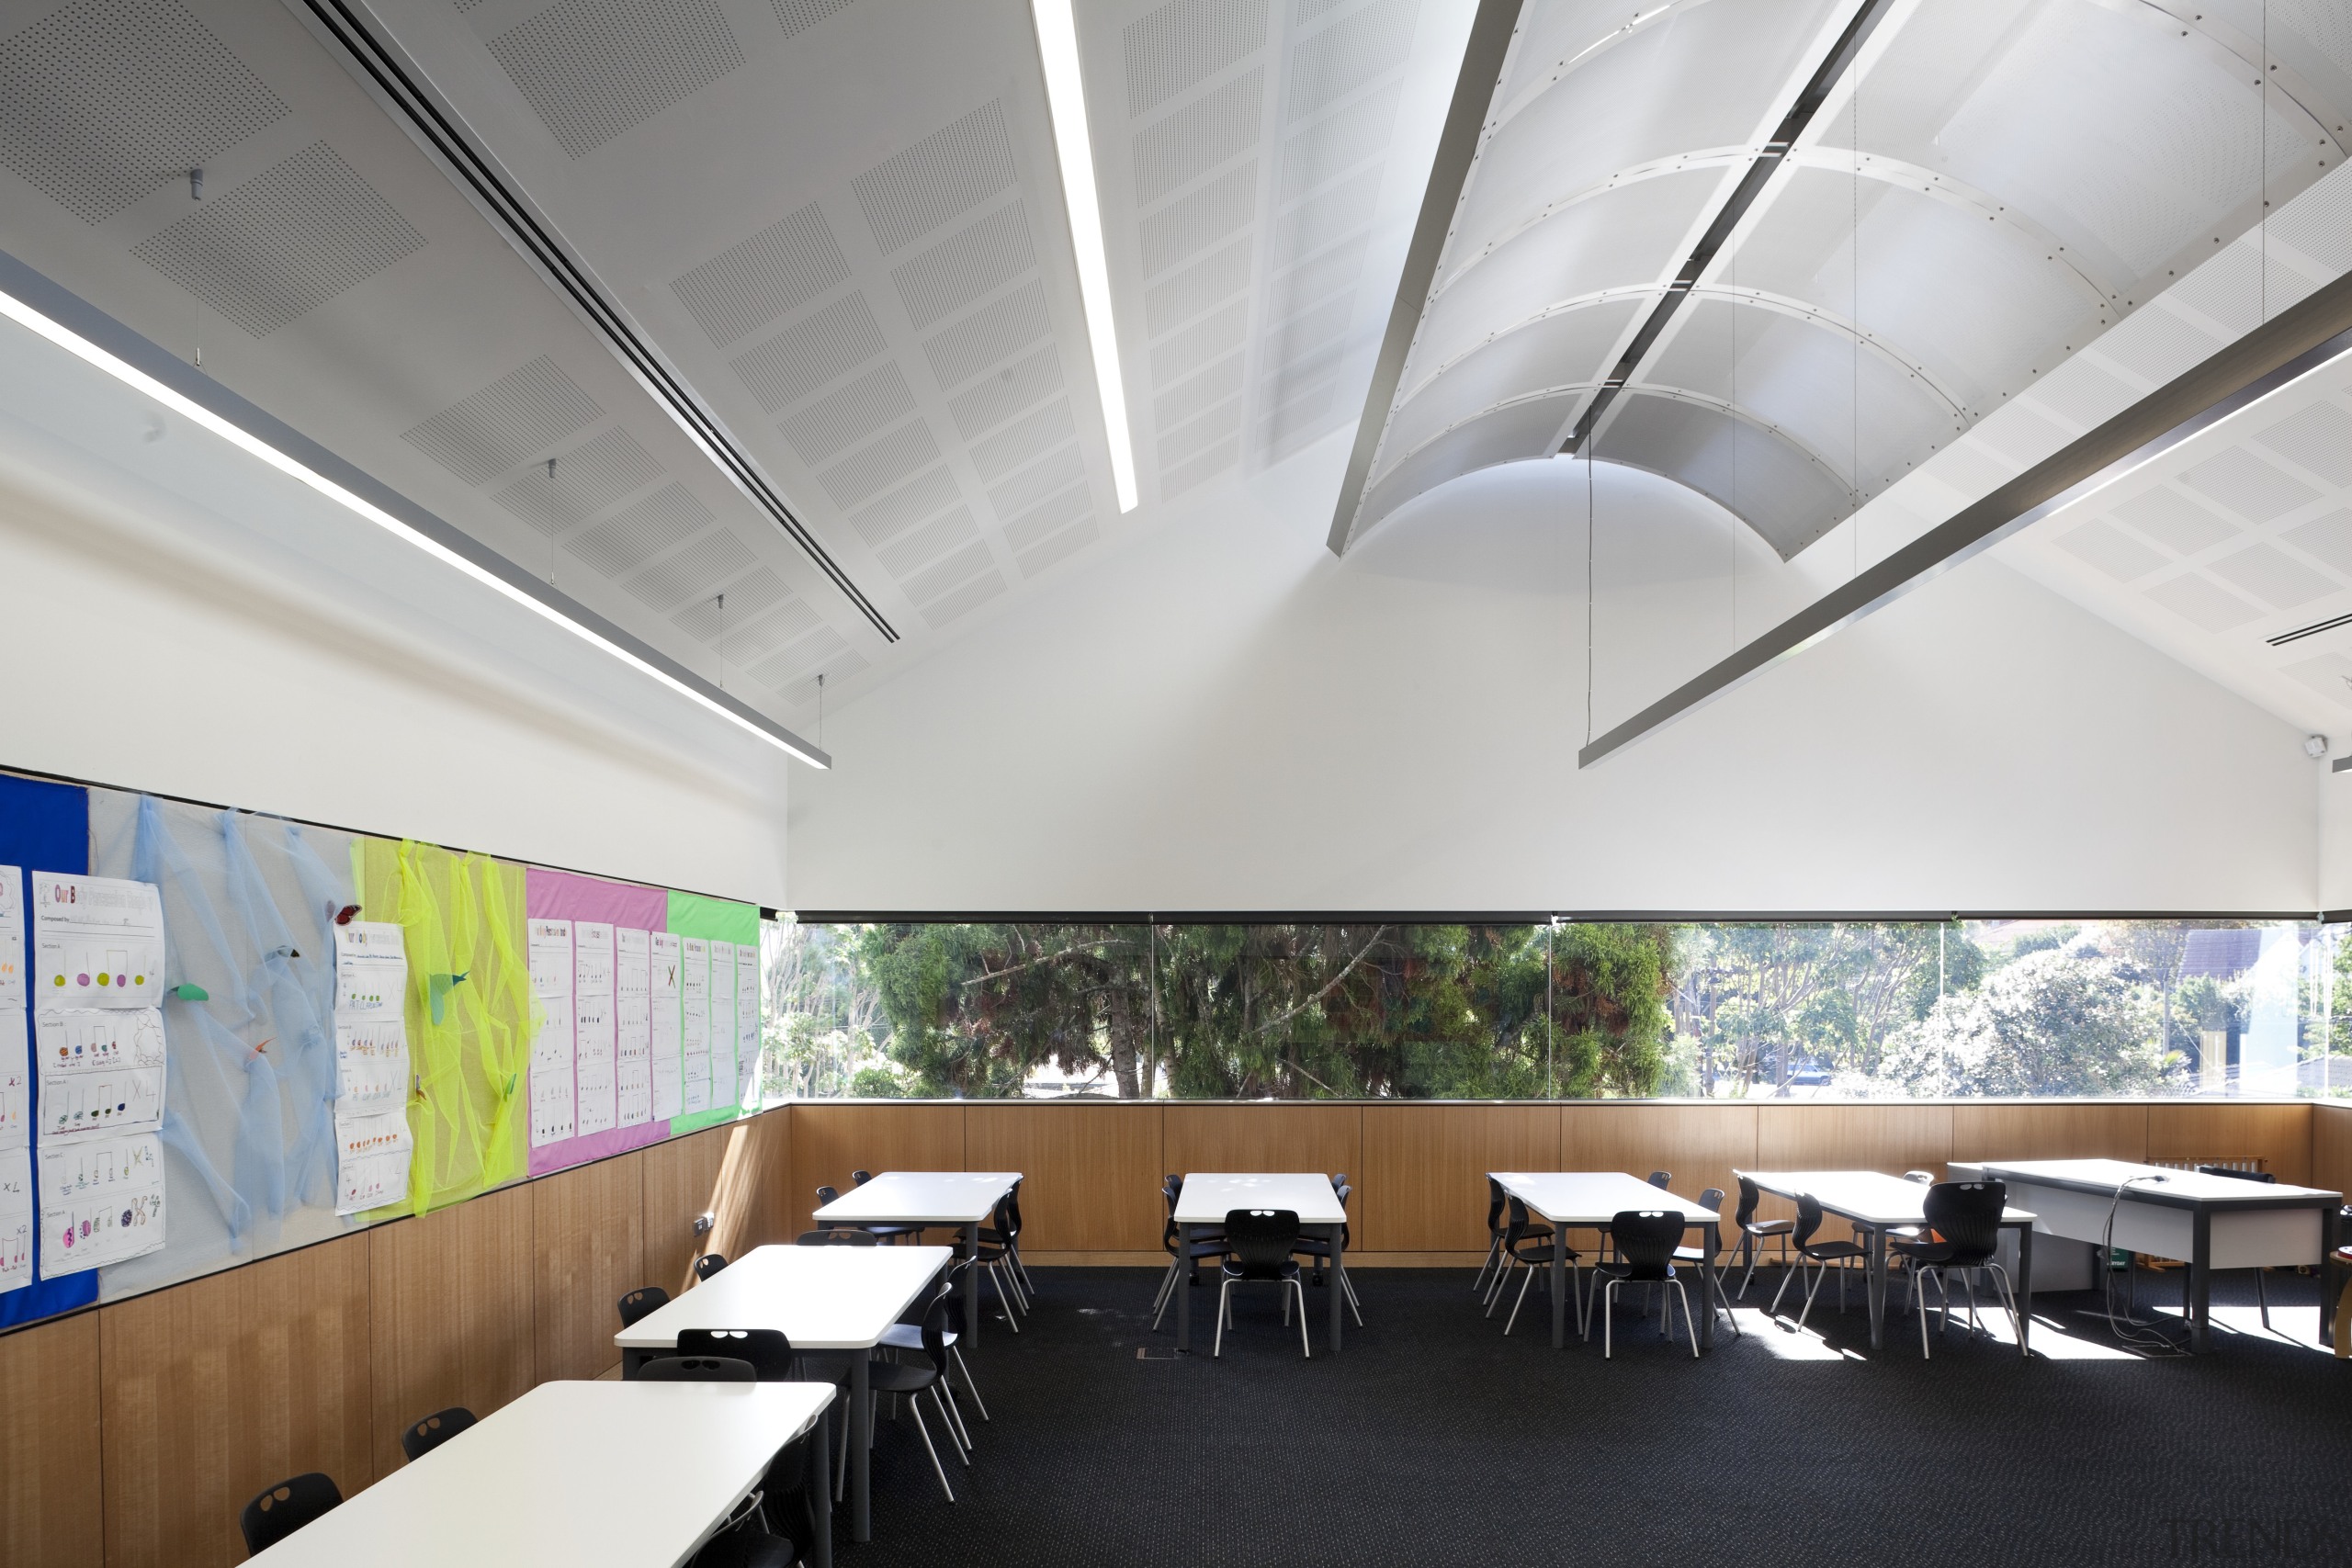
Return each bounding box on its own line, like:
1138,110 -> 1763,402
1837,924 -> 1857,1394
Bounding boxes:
1551,1221 -> 1567,1349
1701,1221 -> 1720,1351
2188,1208 -> 2212,1353
850,1348 -> 871,1543
1866,1224 -> 1888,1352
1329,1221 -> 1345,1355
2321,1205 -> 2343,1348
2016,1224 -> 2034,1358
623,1348 -> 650,1378
808,1405 -> 832,1568
1176,1222 -> 1193,1353
965,1222 -> 983,1349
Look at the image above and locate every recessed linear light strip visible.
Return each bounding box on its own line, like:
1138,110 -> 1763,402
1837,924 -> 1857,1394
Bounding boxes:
292,0 -> 896,642
1033,0 -> 1137,513
0,250 -> 830,770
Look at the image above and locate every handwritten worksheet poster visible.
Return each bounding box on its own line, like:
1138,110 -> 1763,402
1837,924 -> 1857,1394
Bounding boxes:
572,922 -> 617,1139
680,937 -> 709,1117
34,1010 -> 165,1143
332,921 -> 413,1213
0,1149 -> 29,1292
527,919 -> 576,1147
707,942 -> 734,1115
616,928 -> 652,1128
0,864 -> 23,1012
40,1131 -> 164,1276
736,942 -> 761,1109
31,874 -> 164,1008
650,931 -> 683,1122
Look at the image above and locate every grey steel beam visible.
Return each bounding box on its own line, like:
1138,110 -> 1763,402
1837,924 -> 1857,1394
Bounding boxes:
1326,0 -> 1524,556
1577,266 -> 2352,768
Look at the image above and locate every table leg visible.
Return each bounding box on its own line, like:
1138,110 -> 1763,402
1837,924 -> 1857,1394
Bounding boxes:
850,1349 -> 871,1543
2015,1224 -> 2034,1358
1866,1224 -> 1888,1353
1701,1222 -> 1720,1351
1328,1222 -> 1345,1355
2320,1205 -> 2343,1348
1176,1222 -> 1193,1354
1550,1221 -> 1566,1349
2188,1208 -> 2212,1354
623,1348 -> 649,1378
964,1224 -> 983,1350
808,1404 -> 833,1568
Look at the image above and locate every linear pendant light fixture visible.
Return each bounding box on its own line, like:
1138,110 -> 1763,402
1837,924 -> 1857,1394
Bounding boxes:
1033,0 -> 1138,513
0,249 -> 830,769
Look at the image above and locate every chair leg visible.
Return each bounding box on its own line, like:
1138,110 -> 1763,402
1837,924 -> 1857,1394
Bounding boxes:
1672,1280 -> 1699,1358
1213,1277 -> 1231,1357
1485,1257 -> 1517,1316
1796,1259 -> 1826,1332
1150,1258 -> 1181,1326
1603,1280 -> 1618,1358
905,1397 -> 956,1504
1918,1268 -> 1935,1359
989,1264 -> 1022,1334
1473,1235 -> 1503,1292
1295,1280 -> 1311,1359
932,1387 -> 970,1465
950,1346 -> 989,1423
1708,1268 -> 1743,1338
1573,1260 -> 1589,1339
937,1379 -> 974,1454
1984,1262 -> 2023,1346
1767,1258 -> 1798,1319
1503,1260 -> 1540,1336
1340,1267 -> 1363,1323
834,1404 -> 850,1502
2256,1269 -> 2271,1330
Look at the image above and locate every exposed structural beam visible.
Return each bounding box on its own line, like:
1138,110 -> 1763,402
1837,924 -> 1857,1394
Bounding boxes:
291,0 -> 899,644
1562,0 -> 1900,455
0,248 -> 831,770
1326,0 -> 1524,557
1577,265 -> 2352,769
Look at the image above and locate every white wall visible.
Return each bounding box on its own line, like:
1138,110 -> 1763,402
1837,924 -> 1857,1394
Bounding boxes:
791,446 -> 2320,913
0,320 -> 792,907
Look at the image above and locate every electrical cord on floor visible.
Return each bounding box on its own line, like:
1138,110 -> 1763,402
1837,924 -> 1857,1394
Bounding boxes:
2100,1174 -> 2188,1356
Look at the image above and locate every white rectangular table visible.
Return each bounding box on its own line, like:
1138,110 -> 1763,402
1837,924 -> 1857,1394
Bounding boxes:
1949,1156 -> 2346,1352
1172,1173 -> 1350,1355
1492,1173 -> 1726,1351
814,1171 -> 1021,1348
1743,1170 -> 2039,1355
616,1243 -> 951,1543
247,1380 -> 833,1568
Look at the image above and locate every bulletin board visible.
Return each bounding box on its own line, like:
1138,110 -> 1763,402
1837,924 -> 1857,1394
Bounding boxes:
0,770 -> 768,1330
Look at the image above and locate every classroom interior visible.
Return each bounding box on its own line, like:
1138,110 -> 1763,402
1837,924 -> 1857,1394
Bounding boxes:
4,0 -> 2352,1563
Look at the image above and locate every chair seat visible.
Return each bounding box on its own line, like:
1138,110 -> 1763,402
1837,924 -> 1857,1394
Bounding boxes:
880,1322 -> 957,1353
1595,1258 -> 1677,1284
1891,1236 -> 1987,1268
1743,1218 -> 1795,1236
867,1359 -> 941,1394
1509,1237 -> 1578,1265
1669,1245 -> 1713,1262
1799,1240 -> 1868,1263
1223,1257 -> 1300,1282
692,1529 -> 795,1568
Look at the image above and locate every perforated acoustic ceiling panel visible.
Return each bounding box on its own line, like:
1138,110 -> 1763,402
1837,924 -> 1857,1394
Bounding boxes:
401,356 -> 603,484
672,201 -> 848,348
129,141 -> 424,335
772,0 -> 855,39
485,0 -> 745,158
0,0 -> 288,222
492,425 -> 665,535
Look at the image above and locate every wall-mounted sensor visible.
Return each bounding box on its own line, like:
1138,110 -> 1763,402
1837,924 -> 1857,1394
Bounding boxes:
2306,734 -> 2330,760
693,1211 -> 715,1235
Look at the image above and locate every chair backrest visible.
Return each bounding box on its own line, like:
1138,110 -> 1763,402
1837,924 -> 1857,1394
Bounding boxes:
1335,1182 -> 1353,1245
1920,1180 -> 2006,1266
1697,1187 -> 1724,1213
2197,1164 -> 2278,1184
797,1228 -> 878,1245
1609,1210 -> 1686,1281
1006,1178 -> 1024,1234
1160,1175 -> 1182,1246
616,1285 -> 671,1327
1504,1194 -> 1538,1244
1646,1171 -> 1672,1190
1330,1173 -> 1349,1190
680,1327 -> 796,1380
639,1354 -> 756,1382
1223,1208 -> 1300,1277
1485,1175 -> 1507,1235
1735,1174 -> 1761,1227
400,1405 -> 476,1462
1792,1193 -> 1826,1250
694,1253 -> 729,1281
816,1185 -> 840,1211
852,1169 -> 873,1184
935,1259 -> 975,1335
240,1472 -> 343,1554
1904,1170 -> 1936,1184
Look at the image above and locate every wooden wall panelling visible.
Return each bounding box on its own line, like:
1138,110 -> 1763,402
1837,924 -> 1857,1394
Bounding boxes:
2148,1100 -> 2314,1184
2,1312 -> 104,1568
787,1103 -> 968,1238
531,1154 -> 644,1382
367,1182 -> 534,1480
2312,1101 -> 2352,1197
1750,1104 -> 1953,1224
1161,1105 -> 1363,1234
736,1109 -> 796,1255
642,1125 -> 737,1294
965,1104 -> 1163,1254
101,1232 -> 373,1568
1556,1103 -> 1758,1237
1947,1102 -> 2149,1166
1358,1104 -> 1560,1252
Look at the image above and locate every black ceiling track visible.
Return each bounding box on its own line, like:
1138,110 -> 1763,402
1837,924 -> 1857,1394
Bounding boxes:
1564,0 -> 1899,454
293,0 -> 899,643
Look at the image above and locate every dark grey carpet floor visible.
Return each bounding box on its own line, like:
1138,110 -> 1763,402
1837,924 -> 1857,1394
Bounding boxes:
839,1264 -> 2351,1567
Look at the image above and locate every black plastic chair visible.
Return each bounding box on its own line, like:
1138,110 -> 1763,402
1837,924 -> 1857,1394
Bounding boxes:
639,1354 -> 757,1382
1291,1181 -> 1363,1325
798,1227 -> 879,1245
1217,1208 -> 1309,1358
240,1472 -> 342,1554
679,1327 -> 797,1381
1152,1175 -> 1228,1330
1590,1210 -> 1698,1358
1474,1176 -> 1510,1294
1672,1188 -> 1742,1338
2198,1166 -> 2280,1327
960,1193 -> 1028,1329
852,1170 -> 874,1183
883,1258 -> 987,1446
617,1284 -> 672,1327
812,1185 -> 847,1235
1485,1194 -> 1558,1314
1646,1170 -> 1672,1190
400,1405 -> 476,1462
1892,1180 -> 2018,1357
1768,1193 -> 1869,1331
1733,1174 -> 1794,1297
1498,1194 -> 1584,1337
866,1297 -> 964,1501
694,1253 -> 729,1282
692,1528 -> 796,1568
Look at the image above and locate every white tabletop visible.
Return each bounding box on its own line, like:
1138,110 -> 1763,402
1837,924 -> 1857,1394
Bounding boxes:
1492,1172 -> 1722,1226
247,1380 -> 831,1568
813,1171 -> 1021,1226
1952,1156 -> 2344,1203
1174,1173 -> 1348,1227
1745,1169 -> 2036,1227
616,1243 -> 953,1353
